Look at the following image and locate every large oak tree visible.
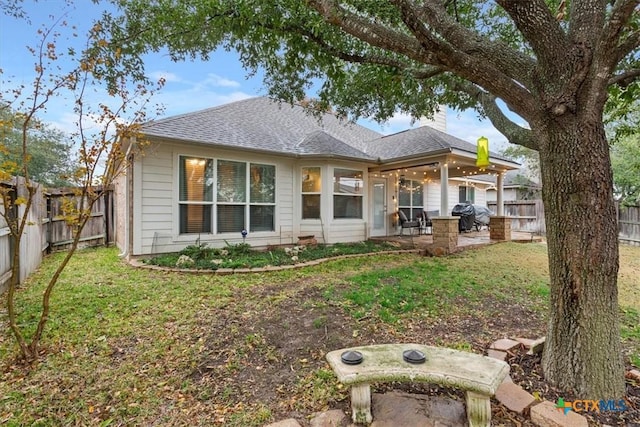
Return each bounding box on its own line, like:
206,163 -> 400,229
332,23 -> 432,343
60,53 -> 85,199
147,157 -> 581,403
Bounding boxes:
103,0 -> 640,398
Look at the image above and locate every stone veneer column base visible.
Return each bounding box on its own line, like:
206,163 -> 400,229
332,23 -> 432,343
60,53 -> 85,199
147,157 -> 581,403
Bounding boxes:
489,216 -> 511,241
431,217 -> 460,254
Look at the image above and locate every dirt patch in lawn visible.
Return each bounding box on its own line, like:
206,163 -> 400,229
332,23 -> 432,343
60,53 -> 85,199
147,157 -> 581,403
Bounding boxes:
187,277 -> 590,425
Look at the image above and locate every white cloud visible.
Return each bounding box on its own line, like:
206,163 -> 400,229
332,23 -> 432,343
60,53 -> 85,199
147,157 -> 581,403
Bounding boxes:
149,70 -> 182,83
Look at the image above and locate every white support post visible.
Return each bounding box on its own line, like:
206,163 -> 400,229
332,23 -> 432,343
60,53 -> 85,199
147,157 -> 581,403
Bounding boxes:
440,162 -> 449,216
496,173 -> 504,216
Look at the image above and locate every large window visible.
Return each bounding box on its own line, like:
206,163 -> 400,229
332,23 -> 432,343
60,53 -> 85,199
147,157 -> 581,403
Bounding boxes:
179,157 -> 214,234
302,167 -> 321,219
249,163 -> 276,231
459,185 -> 475,203
217,160 -> 247,233
333,168 -> 363,219
179,156 -> 275,234
398,178 -> 423,220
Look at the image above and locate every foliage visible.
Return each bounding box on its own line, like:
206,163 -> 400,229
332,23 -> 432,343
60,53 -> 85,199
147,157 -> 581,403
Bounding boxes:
0,106 -> 76,187
0,9 -> 162,361
610,134 -> 640,206
147,240 -> 399,270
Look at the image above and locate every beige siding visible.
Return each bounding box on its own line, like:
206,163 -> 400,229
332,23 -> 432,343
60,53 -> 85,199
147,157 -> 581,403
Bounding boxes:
134,141 -> 297,255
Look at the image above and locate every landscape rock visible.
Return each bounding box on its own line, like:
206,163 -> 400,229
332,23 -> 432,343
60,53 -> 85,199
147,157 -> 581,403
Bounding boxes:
490,338 -> 520,351
310,409 -> 347,427
264,419 -> 302,427
530,401 -> 588,427
487,349 -> 507,361
495,381 -> 536,414
527,337 -> 546,355
369,391 -> 466,427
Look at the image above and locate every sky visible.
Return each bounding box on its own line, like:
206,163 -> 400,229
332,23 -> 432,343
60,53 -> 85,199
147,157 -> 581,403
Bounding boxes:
0,1 -> 517,152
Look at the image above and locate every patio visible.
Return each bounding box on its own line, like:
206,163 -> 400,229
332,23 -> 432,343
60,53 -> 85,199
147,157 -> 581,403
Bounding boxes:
371,228 -> 544,251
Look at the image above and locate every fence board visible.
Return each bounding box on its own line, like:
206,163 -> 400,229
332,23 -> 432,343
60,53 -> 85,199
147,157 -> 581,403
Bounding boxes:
618,204 -> 640,246
487,200 -> 546,234
1,177 -> 113,291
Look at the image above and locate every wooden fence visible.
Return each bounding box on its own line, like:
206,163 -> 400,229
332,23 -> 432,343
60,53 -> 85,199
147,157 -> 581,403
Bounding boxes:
0,177 -> 113,292
488,200 -> 640,245
618,204 -> 640,246
487,200 -> 546,234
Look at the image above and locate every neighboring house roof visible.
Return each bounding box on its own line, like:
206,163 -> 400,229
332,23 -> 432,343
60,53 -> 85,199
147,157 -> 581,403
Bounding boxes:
476,170 -> 541,188
141,97 -> 517,165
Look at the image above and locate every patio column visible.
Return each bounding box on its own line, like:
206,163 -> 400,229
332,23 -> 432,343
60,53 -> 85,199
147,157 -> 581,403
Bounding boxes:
440,163 -> 449,216
490,172 -> 510,241
432,217 -> 459,254
496,172 -> 504,216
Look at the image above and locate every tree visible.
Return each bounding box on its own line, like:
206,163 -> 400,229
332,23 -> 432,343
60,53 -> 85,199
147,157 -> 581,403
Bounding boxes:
0,15 -> 161,361
0,106 -> 76,187
102,0 -> 639,398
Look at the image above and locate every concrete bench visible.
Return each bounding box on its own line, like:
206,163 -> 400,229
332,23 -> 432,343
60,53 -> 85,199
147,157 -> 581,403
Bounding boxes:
326,343 -> 509,426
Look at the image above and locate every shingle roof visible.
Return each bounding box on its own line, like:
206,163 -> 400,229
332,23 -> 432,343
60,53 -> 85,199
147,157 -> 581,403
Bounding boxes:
141,97 -> 380,160
363,125 -> 512,163
141,97 -> 516,165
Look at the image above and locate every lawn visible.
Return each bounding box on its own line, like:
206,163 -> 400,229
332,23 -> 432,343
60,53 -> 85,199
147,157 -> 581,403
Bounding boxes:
1,242 -> 639,426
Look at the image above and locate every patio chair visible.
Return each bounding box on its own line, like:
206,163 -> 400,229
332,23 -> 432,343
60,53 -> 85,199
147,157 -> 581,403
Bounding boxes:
397,210 -> 420,235
417,211 -> 433,235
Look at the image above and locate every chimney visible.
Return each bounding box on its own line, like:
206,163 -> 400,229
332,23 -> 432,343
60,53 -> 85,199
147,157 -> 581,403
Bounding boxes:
419,106 -> 447,132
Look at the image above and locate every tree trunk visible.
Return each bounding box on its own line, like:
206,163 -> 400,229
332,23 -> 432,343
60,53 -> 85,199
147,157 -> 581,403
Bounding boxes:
539,112 -> 625,399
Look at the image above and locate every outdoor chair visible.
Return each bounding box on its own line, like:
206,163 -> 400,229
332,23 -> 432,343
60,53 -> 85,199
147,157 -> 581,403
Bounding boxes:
397,210 -> 420,235
417,211 -> 432,235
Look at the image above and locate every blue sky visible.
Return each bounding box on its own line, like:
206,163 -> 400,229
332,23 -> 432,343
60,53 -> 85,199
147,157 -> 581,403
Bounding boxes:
1,1 -> 515,151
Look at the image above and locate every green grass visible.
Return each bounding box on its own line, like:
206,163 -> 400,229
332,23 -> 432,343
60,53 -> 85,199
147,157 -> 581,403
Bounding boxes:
1,242 -> 638,426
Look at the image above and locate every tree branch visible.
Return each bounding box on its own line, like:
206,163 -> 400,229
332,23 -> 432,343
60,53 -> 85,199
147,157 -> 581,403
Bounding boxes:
496,0 -> 568,69
371,0 -> 539,120
394,0 -> 536,87
614,28 -> 640,64
601,0 -> 640,66
307,0 -> 443,67
454,81 -> 538,151
609,68 -> 640,87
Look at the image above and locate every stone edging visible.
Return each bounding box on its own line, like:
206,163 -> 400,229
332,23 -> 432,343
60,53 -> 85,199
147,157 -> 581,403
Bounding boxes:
127,249 -> 422,275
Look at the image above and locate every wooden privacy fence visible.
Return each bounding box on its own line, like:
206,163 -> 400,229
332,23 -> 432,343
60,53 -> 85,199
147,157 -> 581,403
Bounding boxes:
488,200 -> 640,245
487,200 -> 546,234
0,177 -> 114,292
618,204 -> 640,246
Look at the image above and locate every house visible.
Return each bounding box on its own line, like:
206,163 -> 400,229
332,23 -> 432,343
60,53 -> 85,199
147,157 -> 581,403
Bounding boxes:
485,170 -> 541,202
115,97 -> 519,256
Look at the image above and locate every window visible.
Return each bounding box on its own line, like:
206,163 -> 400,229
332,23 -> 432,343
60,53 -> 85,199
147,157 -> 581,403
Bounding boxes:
249,163 -> 276,232
398,178 -> 423,220
178,157 -> 275,234
179,156 -> 214,234
459,185 -> 475,203
333,168 -> 363,219
302,167 -> 321,219
217,160 -> 246,233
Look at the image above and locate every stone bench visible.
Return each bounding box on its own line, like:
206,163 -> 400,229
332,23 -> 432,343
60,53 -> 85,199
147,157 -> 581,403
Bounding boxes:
326,343 -> 509,426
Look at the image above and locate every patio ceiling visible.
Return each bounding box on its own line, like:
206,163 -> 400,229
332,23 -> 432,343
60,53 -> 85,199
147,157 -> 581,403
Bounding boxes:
369,149 -> 519,182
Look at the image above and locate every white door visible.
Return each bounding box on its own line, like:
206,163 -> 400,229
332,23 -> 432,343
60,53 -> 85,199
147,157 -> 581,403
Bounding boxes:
371,178 -> 387,237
